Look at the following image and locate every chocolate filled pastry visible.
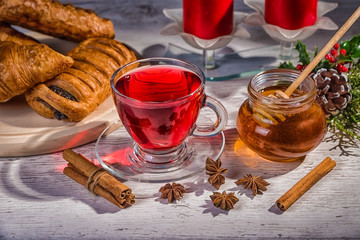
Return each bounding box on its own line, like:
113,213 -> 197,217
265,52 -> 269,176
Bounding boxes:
25,38 -> 137,122
0,41 -> 74,102
0,22 -> 39,45
0,0 -> 115,42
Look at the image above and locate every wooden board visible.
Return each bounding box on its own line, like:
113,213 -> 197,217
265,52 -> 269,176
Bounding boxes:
0,31 -> 121,157
0,94 -> 120,157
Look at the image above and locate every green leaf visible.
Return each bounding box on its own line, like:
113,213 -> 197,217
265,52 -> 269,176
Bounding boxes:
313,46 -> 319,58
340,34 -> 360,59
351,45 -> 360,58
295,41 -> 311,65
278,61 -> 296,70
348,35 -> 360,48
340,40 -> 351,52
314,60 -> 332,72
336,54 -> 353,64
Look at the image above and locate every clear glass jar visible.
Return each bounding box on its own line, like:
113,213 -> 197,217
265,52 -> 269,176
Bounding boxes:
236,69 -> 327,162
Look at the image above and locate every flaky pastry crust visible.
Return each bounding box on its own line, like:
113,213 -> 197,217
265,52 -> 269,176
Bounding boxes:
0,0 -> 115,42
25,38 -> 137,122
0,41 -> 73,102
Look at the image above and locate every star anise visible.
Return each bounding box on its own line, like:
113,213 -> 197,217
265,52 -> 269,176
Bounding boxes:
206,157 -> 228,189
210,191 -> 239,211
235,174 -> 270,196
159,182 -> 186,203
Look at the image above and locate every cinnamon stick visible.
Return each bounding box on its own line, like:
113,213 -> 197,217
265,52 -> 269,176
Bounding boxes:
62,149 -> 135,208
64,166 -> 128,208
276,157 -> 336,211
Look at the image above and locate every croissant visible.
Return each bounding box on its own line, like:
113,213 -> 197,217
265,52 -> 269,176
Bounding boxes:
0,22 -> 39,45
0,0 -> 114,42
0,41 -> 73,102
25,38 -> 137,122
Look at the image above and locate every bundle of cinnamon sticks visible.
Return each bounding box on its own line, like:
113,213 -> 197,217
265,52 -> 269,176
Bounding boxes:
62,149 -> 135,208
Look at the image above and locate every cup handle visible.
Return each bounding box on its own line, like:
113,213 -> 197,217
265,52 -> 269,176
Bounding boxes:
192,95 -> 228,137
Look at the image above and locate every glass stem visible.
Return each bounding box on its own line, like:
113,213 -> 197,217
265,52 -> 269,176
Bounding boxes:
202,49 -> 216,69
279,41 -> 294,60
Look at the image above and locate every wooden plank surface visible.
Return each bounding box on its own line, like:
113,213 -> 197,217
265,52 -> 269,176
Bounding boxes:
1,76 -> 359,239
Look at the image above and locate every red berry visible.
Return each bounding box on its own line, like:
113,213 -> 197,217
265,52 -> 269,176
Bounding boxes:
341,65 -> 348,72
296,64 -> 303,70
331,49 -> 338,56
330,56 -> 336,63
337,64 -> 343,71
325,54 -> 332,61
333,43 -> 339,50
340,49 -> 346,55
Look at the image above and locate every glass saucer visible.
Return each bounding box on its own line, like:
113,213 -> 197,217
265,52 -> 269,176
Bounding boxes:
95,118 -> 225,183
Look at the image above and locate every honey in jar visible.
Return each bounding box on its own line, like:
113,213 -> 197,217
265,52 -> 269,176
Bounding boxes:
236,69 -> 327,162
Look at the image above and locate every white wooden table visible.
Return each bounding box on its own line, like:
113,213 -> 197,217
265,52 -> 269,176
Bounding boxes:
1,1 -> 360,239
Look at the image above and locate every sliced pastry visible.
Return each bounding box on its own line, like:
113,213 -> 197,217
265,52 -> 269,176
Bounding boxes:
0,41 -> 74,102
25,38 -> 137,122
0,0 -> 114,42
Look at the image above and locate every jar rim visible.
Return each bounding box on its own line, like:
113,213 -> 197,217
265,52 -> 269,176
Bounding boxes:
248,69 -> 316,107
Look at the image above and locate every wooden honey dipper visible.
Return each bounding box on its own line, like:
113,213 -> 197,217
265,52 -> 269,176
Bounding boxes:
271,6 -> 360,99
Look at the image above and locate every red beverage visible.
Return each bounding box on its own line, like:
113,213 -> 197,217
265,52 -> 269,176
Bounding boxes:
265,0 -> 317,30
183,0 -> 233,39
114,65 -> 204,151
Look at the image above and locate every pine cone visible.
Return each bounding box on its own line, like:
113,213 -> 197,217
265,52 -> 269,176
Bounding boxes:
310,68 -> 352,117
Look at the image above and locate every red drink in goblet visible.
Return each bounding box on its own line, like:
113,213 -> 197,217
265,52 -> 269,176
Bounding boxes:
183,0 -> 234,39
265,0 -> 318,30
